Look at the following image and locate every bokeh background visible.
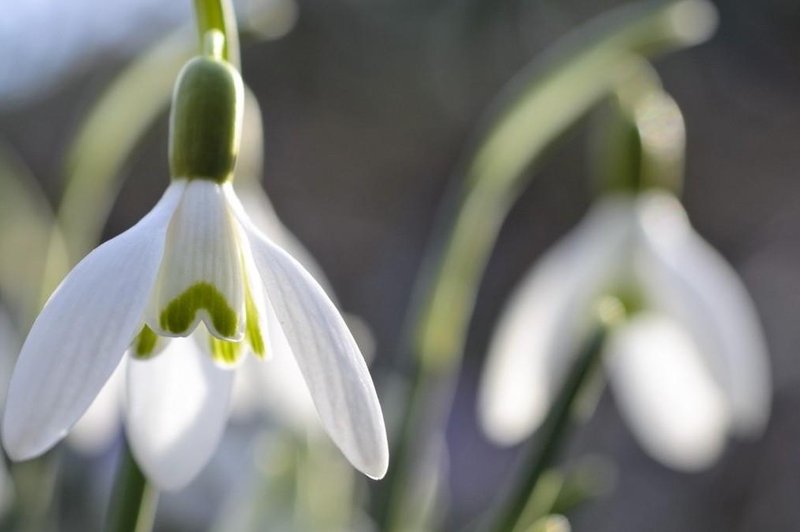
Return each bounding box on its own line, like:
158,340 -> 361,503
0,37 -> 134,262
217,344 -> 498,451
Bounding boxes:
1,0 -> 800,530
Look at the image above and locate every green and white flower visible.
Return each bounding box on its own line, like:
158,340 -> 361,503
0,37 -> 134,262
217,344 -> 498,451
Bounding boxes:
479,191 -> 771,471
2,45 -> 388,490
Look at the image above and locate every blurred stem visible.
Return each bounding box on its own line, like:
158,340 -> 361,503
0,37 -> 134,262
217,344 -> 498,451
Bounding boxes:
193,0 -> 240,67
375,0 -> 716,528
56,30 -> 192,268
592,63 -> 686,195
485,321 -> 610,532
55,0 -> 241,275
105,444 -> 158,532
9,453 -> 60,532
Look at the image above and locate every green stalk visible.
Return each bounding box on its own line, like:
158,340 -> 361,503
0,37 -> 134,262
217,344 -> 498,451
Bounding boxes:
375,1 -> 716,528
485,324 -> 609,532
193,0 -> 240,68
104,445 -> 158,532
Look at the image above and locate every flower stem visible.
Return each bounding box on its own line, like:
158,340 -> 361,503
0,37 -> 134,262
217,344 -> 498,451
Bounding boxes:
484,323 -> 610,532
104,444 -> 158,532
193,0 -> 240,67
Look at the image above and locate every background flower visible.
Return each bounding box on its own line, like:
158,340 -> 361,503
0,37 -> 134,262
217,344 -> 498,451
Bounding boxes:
479,191 -> 771,471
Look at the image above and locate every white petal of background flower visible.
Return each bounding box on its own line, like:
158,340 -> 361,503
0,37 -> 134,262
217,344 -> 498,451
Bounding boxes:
605,313 -> 730,471
2,182 -> 184,460
146,180 -> 245,341
126,333 -> 234,490
225,187 -> 389,479
635,192 -> 771,436
478,195 -> 636,445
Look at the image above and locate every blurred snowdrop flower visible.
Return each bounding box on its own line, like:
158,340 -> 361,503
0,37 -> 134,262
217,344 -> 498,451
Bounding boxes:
479,191 -> 771,471
2,47 -> 388,490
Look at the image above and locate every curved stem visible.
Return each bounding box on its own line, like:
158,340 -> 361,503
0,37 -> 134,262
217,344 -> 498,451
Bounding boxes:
193,0 -> 241,67
105,444 -> 158,532
375,1 -> 716,528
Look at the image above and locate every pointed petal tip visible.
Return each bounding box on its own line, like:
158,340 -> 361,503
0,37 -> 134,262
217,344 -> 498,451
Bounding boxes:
355,441 -> 389,480
1,414 -> 66,462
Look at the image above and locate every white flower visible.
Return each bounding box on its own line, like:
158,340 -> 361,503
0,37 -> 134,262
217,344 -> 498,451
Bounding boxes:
478,191 -> 771,471
1,177 -> 389,489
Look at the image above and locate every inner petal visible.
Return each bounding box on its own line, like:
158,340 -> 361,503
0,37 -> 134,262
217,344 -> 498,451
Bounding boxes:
131,325 -> 164,359
236,215 -> 270,359
145,180 -> 246,341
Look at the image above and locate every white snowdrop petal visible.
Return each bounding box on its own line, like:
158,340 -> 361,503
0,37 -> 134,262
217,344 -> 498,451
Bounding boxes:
146,179 -> 245,341
231,253 -> 319,428
2,182 -> 184,460
224,186 -> 388,479
605,313 -> 730,471
126,334 -> 234,490
68,360 -> 125,454
478,196 -> 636,445
636,192 -> 771,435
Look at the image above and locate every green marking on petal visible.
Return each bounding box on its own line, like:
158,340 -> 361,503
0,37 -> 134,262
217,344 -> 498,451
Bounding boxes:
209,336 -> 243,366
133,325 -> 159,359
159,281 -> 239,338
245,284 -> 265,358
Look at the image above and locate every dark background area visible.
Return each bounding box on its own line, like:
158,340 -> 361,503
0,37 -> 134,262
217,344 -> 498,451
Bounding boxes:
2,0 -> 800,530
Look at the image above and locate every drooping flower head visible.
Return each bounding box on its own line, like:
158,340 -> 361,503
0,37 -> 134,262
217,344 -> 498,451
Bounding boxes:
478,89 -> 771,471
2,31 -> 388,489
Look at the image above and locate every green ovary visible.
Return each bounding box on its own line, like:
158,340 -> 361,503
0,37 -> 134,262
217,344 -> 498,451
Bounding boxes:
159,282 -> 239,338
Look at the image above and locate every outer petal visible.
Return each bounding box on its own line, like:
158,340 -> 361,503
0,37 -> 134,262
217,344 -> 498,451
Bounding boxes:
605,313 -> 730,471
478,196 -> 636,445
223,185 -> 388,479
68,360 -> 125,453
635,192 -> 771,435
146,180 -> 245,341
2,182 -> 184,460
125,333 -> 234,490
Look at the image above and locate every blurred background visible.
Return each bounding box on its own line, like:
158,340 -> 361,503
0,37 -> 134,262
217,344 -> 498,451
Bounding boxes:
1,0 -> 800,530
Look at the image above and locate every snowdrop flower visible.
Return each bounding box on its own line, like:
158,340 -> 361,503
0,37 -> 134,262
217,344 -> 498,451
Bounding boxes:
2,37 -> 388,489
67,90 -> 335,452
478,191 -> 771,471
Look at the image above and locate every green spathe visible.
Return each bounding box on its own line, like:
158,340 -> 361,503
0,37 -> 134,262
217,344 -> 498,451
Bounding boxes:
159,282 -> 239,338
169,55 -> 244,182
